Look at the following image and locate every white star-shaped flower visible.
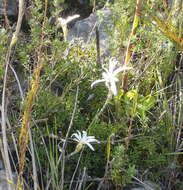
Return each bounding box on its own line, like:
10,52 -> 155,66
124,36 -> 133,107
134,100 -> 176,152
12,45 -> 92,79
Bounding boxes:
91,58 -> 132,96
57,14 -> 80,41
57,14 -> 80,26
71,130 -> 100,151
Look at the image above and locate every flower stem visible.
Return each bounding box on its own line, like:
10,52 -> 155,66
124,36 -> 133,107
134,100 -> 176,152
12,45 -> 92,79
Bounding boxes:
88,92 -> 112,129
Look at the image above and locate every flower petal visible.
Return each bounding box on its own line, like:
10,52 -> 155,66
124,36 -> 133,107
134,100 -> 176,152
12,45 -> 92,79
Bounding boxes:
103,68 -> 109,74
85,136 -> 95,139
91,79 -> 106,88
58,17 -> 66,25
109,58 -> 118,72
113,66 -> 132,75
82,131 -> 87,137
71,130 -> 99,151
85,142 -> 95,151
71,130 -> 81,140
110,81 -> 117,96
81,131 -> 87,142
71,133 -> 77,138
65,14 -> 80,24
110,76 -> 119,82
72,138 -> 80,142
86,138 -> 100,143
77,130 -> 82,139
103,72 -> 112,83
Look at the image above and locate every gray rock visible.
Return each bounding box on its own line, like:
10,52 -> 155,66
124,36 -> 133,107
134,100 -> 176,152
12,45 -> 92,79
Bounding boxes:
0,0 -> 17,16
131,180 -> 162,190
67,8 -> 113,57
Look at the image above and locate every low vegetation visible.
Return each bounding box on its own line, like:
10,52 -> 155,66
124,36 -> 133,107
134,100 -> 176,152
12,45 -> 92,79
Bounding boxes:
0,0 -> 183,189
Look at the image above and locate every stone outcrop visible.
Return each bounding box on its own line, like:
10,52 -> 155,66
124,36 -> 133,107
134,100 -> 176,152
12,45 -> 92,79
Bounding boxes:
0,0 -> 17,16
67,8 -> 113,57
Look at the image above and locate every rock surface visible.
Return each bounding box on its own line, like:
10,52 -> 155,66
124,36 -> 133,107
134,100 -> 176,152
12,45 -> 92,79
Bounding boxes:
131,180 -> 162,190
67,8 -> 113,57
0,0 -> 17,16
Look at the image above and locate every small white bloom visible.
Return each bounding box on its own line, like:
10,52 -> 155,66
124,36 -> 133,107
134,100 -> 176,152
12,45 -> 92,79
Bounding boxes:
91,58 -> 132,96
57,14 -> 80,41
71,130 -> 100,151
57,14 -> 80,26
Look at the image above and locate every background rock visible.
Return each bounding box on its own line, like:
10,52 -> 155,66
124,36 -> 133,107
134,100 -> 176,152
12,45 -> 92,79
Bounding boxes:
0,0 -> 17,16
131,180 -> 162,190
67,8 -> 113,57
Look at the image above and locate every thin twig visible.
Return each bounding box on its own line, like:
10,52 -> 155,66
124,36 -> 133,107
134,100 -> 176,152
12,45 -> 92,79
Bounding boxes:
97,160 -> 110,190
78,167 -> 87,190
88,92 -> 112,129
3,0 -> 10,28
60,86 -> 79,151
59,86 -> 79,190
64,177 -> 105,184
29,129 -> 38,190
69,149 -> 83,190
132,176 -> 154,190
0,106 -> 19,172
96,26 -> 101,66
9,64 -> 25,100
1,0 -> 24,189
122,0 -> 142,91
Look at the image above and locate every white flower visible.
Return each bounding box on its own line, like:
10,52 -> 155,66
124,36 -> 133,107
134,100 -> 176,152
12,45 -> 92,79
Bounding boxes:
91,58 -> 132,96
57,14 -> 80,41
57,14 -> 80,26
71,130 -> 100,151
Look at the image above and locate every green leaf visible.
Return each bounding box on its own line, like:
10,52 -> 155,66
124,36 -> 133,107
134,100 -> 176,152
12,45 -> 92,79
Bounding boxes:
126,89 -> 138,100
106,136 -> 111,162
